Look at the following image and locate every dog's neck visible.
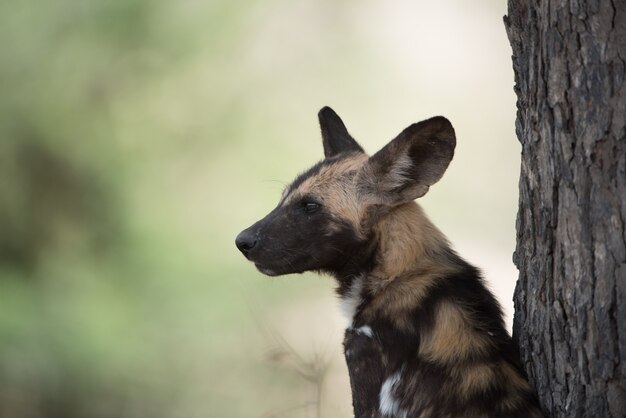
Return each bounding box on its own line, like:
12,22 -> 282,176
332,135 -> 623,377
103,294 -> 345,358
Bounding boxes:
335,201 -> 464,327
370,202 -> 456,281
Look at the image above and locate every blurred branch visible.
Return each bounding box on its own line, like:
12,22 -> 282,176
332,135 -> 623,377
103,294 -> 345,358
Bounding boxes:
261,323 -> 332,418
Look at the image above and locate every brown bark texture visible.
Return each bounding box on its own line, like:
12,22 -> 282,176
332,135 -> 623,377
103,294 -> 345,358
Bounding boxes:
504,0 -> 626,417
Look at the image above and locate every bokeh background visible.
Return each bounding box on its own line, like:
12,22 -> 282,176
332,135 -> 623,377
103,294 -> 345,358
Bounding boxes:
0,1 -> 519,417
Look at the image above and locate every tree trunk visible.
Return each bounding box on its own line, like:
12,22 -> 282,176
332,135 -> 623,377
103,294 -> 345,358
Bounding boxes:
504,1 -> 626,417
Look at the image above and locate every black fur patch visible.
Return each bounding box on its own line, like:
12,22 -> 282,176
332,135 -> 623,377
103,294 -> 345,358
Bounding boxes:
343,259 -> 542,417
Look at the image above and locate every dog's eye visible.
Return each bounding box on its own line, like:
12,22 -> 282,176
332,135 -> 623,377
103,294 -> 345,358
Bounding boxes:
301,200 -> 321,214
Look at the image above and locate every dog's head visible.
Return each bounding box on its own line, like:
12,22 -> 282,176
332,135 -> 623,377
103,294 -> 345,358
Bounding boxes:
236,107 -> 455,277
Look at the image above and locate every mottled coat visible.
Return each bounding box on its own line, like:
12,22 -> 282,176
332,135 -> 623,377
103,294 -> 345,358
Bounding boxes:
236,107 -> 543,418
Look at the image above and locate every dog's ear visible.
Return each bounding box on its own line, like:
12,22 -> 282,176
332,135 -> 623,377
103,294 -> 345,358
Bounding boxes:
361,116 -> 455,206
318,106 -> 364,158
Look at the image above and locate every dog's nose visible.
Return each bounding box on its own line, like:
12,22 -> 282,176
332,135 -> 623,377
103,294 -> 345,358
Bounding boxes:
235,229 -> 257,256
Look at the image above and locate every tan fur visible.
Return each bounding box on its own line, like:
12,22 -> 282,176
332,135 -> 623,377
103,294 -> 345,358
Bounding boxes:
457,363 -> 497,399
371,203 -> 451,279
364,271 -> 440,330
361,202 -> 458,329
284,154 -> 368,234
418,301 -> 492,364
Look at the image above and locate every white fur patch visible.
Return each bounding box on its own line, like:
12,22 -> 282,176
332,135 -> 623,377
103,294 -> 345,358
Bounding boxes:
379,368 -> 408,418
356,325 -> 373,338
338,275 -> 364,328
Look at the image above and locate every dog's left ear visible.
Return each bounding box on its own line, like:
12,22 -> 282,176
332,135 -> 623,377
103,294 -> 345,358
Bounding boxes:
361,116 -> 456,205
318,106 -> 364,158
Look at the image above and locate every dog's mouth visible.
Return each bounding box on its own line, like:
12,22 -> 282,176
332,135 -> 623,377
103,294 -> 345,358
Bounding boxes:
243,246 -> 307,277
254,263 -> 280,276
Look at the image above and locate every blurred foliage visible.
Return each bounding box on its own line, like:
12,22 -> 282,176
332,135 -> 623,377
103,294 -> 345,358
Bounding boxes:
0,1 -> 303,417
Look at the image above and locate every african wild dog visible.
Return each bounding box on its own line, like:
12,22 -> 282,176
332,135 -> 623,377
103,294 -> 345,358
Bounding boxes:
236,107 -> 543,418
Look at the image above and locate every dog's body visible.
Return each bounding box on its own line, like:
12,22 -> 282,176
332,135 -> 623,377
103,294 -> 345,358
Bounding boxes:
236,107 -> 543,417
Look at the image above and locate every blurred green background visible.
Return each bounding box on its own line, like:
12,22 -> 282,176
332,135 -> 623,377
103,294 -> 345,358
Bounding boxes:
0,1 -> 518,417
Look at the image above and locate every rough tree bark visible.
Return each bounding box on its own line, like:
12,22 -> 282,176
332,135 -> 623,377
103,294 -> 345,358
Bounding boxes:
504,1 -> 626,417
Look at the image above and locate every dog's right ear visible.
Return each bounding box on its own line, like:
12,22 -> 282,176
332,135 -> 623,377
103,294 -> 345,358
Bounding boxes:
361,116 -> 456,206
318,106 -> 364,158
